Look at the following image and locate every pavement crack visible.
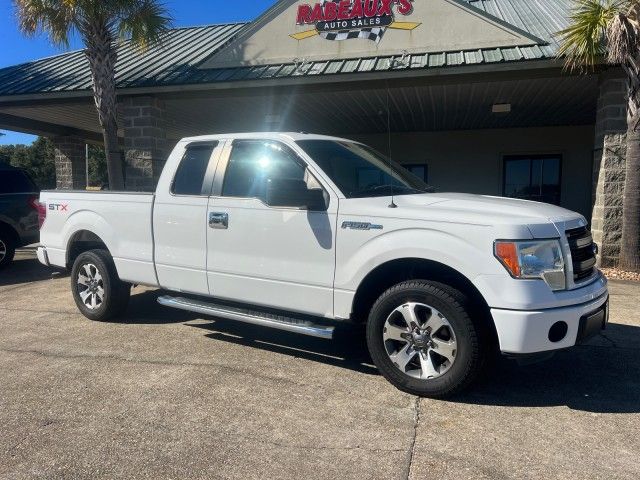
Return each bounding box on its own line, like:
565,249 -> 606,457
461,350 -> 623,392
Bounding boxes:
405,396 -> 420,480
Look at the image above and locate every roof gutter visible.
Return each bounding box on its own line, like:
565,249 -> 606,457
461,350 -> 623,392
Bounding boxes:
0,57 -> 595,105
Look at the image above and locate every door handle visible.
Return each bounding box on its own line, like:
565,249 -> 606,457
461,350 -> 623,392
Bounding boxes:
209,212 -> 229,229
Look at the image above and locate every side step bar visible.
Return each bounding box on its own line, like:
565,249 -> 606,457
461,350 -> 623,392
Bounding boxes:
157,295 -> 335,340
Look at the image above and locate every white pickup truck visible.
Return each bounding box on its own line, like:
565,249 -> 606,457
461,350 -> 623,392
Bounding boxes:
37,133 -> 609,397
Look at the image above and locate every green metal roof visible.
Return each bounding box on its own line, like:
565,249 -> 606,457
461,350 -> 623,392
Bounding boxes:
465,0 -> 571,52
0,0 -> 573,97
0,23 -> 247,96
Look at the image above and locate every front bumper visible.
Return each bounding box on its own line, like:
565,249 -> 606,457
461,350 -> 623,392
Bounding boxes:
491,292 -> 609,354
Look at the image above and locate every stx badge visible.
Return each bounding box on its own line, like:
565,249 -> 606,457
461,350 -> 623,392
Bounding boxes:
291,0 -> 420,43
49,203 -> 68,212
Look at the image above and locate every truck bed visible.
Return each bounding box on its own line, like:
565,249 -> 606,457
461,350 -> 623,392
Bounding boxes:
39,190 -> 159,286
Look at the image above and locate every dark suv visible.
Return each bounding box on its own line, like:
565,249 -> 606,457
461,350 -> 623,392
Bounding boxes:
0,163 -> 41,269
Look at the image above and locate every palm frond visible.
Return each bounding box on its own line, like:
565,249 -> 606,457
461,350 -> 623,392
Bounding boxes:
116,0 -> 172,51
14,0 -> 75,46
556,0 -> 624,71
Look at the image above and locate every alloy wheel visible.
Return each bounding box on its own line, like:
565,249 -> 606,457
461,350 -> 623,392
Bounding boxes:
0,239 -> 6,263
383,302 -> 457,380
77,263 -> 105,310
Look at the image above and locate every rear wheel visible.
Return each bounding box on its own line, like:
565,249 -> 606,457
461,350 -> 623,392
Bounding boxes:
366,280 -> 486,398
0,229 -> 16,270
71,249 -> 130,321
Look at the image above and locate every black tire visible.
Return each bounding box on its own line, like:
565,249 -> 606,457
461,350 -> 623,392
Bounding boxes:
0,228 -> 16,270
70,249 -> 130,321
366,280 -> 486,398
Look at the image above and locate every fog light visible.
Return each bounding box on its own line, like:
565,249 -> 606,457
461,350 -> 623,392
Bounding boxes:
548,321 -> 568,343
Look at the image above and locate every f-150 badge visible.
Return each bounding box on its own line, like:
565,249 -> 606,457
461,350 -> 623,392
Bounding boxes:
342,221 -> 383,230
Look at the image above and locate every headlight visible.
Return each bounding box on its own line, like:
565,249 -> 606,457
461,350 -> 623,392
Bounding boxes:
494,239 -> 566,291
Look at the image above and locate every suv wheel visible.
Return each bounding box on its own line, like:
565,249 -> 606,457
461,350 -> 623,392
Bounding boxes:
71,249 -> 131,321
0,230 -> 16,270
366,280 -> 486,398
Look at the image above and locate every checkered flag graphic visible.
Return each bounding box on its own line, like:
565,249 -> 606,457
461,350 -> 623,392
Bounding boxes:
319,0 -> 387,43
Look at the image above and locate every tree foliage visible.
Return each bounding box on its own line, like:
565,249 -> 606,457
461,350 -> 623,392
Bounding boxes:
0,137 -> 108,190
14,0 -> 172,190
87,144 -> 109,187
558,0 -> 640,271
0,137 -> 56,189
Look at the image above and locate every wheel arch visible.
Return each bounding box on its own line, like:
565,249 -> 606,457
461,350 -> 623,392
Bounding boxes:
351,258 -> 498,347
66,229 -> 110,269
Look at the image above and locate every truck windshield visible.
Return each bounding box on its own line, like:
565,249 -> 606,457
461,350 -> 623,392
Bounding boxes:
296,140 -> 434,198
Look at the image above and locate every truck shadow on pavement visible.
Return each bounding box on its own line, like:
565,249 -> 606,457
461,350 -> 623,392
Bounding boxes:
121,289 -> 378,374
0,255 -> 67,286
195,318 -> 640,414
118,289 -> 640,413
454,323 -> 640,413
190,321 -> 378,376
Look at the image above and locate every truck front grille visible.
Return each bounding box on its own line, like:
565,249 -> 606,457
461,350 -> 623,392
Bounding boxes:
566,226 -> 597,282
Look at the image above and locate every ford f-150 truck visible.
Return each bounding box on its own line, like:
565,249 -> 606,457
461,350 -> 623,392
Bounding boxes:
37,133 -> 609,397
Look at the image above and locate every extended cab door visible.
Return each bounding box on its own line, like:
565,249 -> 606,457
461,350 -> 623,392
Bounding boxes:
153,140 -> 224,295
206,139 -> 338,317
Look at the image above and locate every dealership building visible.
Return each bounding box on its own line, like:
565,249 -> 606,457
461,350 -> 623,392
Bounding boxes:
0,0 -> 631,266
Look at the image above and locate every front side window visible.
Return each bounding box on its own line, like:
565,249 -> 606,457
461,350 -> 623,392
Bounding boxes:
171,143 -> 217,196
296,140 -> 433,198
503,155 -> 561,205
222,140 -> 307,202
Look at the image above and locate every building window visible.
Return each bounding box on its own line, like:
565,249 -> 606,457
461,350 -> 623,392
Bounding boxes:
503,155 -> 562,205
403,164 -> 429,183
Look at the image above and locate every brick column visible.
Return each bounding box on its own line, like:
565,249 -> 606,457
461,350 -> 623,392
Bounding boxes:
53,136 -> 86,190
121,96 -> 168,191
591,70 -> 628,267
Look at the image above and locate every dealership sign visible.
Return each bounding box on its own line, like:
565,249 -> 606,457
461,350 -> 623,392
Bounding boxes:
291,0 -> 420,43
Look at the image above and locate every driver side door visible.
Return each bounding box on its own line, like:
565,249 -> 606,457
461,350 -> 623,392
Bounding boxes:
206,139 -> 338,318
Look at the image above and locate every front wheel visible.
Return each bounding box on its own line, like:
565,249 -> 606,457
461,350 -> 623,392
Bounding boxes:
366,280 -> 486,398
71,249 -> 130,321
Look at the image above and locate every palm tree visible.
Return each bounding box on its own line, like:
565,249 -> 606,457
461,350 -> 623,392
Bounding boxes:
558,0 -> 640,271
15,0 -> 171,190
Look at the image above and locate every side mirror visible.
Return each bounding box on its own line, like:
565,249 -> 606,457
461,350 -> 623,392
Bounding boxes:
266,178 -> 327,211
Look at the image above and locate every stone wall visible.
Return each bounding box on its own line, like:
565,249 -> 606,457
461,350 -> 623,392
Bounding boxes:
592,71 -> 628,267
53,136 -> 86,190
121,96 -> 168,191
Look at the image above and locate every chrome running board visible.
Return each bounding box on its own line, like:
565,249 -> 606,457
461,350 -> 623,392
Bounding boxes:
157,295 -> 335,340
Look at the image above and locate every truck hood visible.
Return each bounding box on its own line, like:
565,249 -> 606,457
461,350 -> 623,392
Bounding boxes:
416,193 -> 580,221
341,193 -> 587,238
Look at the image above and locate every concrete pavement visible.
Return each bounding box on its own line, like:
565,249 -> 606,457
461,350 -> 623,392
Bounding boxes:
1,249 -> 639,479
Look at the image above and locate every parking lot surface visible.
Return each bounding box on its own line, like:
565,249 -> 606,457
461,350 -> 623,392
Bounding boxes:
1,249 -> 639,479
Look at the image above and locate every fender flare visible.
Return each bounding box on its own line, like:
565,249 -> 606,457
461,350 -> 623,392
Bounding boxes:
337,228 -> 490,292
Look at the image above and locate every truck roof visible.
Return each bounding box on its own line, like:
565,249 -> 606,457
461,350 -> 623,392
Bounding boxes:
178,132 -> 352,143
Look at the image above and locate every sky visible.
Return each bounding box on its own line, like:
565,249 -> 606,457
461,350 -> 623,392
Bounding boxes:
0,0 -> 276,145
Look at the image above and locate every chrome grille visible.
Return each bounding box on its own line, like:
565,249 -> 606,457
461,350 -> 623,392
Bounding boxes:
566,226 -> 597,282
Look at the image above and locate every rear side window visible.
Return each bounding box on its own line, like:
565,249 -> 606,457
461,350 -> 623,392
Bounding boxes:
171,143 -> 217,196
0,170 -> 37,194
